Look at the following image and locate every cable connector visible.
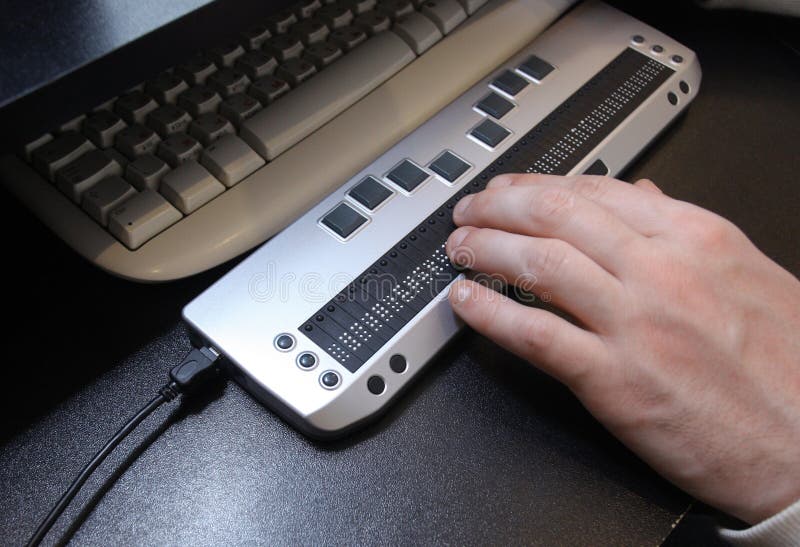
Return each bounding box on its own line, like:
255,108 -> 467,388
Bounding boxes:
169,346 -> 221,395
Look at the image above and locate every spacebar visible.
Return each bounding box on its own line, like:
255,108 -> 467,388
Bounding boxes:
241,32 -> 416,161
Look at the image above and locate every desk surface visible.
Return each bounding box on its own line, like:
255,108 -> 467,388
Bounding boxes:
0,2 -> 798,545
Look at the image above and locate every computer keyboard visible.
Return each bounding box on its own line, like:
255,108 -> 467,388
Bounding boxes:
0,0 -> 573,281
184,1 -> 701,438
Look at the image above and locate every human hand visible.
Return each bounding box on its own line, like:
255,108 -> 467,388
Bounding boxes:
445,173 -> 800,524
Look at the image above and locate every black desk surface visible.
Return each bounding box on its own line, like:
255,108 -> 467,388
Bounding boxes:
0,2 -> 798,545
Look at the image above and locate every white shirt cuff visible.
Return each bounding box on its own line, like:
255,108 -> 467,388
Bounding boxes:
719,498 -> 800,546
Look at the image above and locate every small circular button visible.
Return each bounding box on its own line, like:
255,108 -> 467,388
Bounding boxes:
667,92 -> 678,106
274,333 -> 295,351
367,375 -> 385,395
389,354 -> 407,374
679,80 -> 690,94
320,370 -> 340,389
631,34 -> 644,44
652,45 -> 664,54
671,54 -> 684,64
297,352 -> 317,370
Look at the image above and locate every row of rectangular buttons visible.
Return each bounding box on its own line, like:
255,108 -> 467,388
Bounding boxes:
321,150 -> 471,239
319,55 -> 554,240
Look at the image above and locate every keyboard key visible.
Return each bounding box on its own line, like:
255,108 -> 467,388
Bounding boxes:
115,91 -> 159,124
316,4 -> 354,28
55,149 -> 123,202
241,25 -> 272,50
178,86 -> 223,117
266,34 -> 305,62
209,42 -> 245,67
59,115 -> 87,134
236,50 -> 278,80
295,0 -> 322,18
348,176 -> 392,209
429,151 -> 470,182
126,154 -> 171,190
266,9 -> 298,34
207,68 -> 251,98
241,31 -> 414,160
377,0 -> 415,20
83,110 -> 127,148
146,72 -> 189,104
354,11 -> 391,35
329,26 -> 368,51
105,148 -> 130,169
470,118 -> 510,148
108,189 -> 182,249
147,105 -> 192,137
293,18 -> 330,44
322,202 -> 367,238
419,0 -> 466,34
22,133 -> 54,162
31,131 -> 95,181
349,0 -> 377,14
518,54 -> 555,81
386,159 -> 428,191
157,133 -> 203,167
81,175 -> 137,225
115,124 -> 161,159
219,94 -> 262,128
276,58 -> 318,86
492,70 -> 528,96
200,134 -> 266,187
160,160 -> 226,214
248,75 -> 291,104
456,0 -> 486,15
393,12 -> 442,54
475,91 -> 514,119
303,41 -> 344,68
176,54 -> 218,85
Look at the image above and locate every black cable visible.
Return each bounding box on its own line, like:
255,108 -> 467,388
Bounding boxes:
26,347 -> 221,547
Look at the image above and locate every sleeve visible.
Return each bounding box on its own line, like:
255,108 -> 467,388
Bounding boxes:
696,0 -> 800,17
719,498 -> 800,546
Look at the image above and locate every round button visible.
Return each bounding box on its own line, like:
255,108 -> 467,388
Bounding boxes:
274,333 -> 295,351
389,354 -> 407,374
631,34 -> 644,44
671,54 -> 684,64
297,352 -> 317,370
651,45 -> 664,54
367,375 -> 385,395
679,80 -> 690,94
667,92 -> 678,106
320,370 -> 340,389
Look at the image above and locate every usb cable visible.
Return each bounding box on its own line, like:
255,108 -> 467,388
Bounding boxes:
26,346 -> 222,547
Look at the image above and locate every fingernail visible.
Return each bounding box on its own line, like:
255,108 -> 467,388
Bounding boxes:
487,175 -> 514,189
450,282 -> 472,305
453,194 -> 474,219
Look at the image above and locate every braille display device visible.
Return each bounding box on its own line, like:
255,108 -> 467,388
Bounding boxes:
184,2 -> 701,438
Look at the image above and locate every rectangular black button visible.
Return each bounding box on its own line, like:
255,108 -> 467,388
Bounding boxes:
491,70 -> 528,96
429,151 -> 470,182
349,176 -> 392,210
321,203 -> 367,238
470,119 -> 510,148
518,55 -> 554,81
583,159 -> 609,176
386,160 -> 428,192
476,92 -> 514,119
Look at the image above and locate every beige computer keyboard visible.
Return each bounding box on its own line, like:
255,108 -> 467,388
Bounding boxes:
0,0 -> 574,281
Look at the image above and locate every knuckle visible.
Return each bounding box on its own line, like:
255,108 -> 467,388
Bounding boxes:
521,314 -> 556,355
524,239 -> 569,280
532,186 -> 576,226
572,175 -> 611,201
